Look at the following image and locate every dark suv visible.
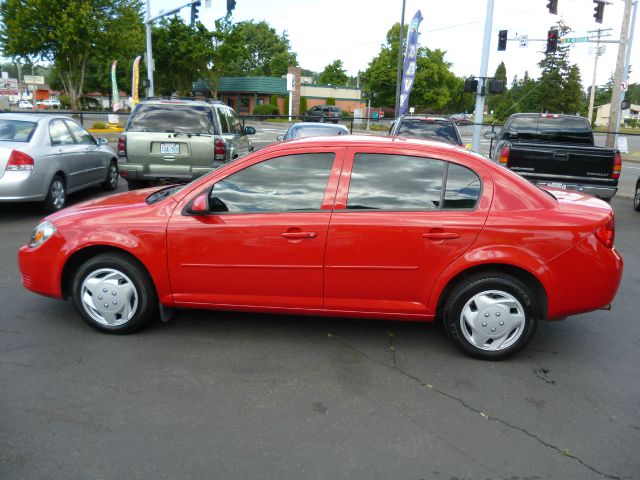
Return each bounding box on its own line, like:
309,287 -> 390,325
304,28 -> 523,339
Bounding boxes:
118,98 -> 255,189
389,115 -> 463,146
303,105 -> 342,124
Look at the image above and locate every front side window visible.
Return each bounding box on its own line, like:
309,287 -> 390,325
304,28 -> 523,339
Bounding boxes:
65,120 -> 95,144
209,153 -> 335,213
128,104 -> 214,134
49,120 -> 74,145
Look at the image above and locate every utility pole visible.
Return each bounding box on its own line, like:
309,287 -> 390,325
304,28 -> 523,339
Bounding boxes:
606,0 -> 633,147
145,0 -> 154,97
471,0 -> 494,152
394,0 -> 406,118
615,0 -> 638,132
587,29 -> 603,125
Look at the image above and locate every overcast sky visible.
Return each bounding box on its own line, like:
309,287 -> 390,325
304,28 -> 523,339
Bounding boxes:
152,0 -> 637,89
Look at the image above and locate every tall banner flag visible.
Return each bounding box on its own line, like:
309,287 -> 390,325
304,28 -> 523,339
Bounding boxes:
131,56 -> 141,108
111,60 -> 121,112
399,10 -> 423,116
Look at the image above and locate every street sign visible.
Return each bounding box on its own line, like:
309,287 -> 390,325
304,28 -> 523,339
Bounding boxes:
561,37 -> 589,43
519,35 -> 528,48
621,80 -> 628,92
23,75 -> 44,85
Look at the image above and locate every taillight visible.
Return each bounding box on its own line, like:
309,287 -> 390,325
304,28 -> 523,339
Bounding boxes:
117,135 -> 126,157
499,145 -> 510,165
595,216 -> 615,249
612,150 -> 621,180
214,139 -> 226,161
6,150 -> 34,171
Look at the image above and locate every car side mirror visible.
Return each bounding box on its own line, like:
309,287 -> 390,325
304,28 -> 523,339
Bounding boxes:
276,135 -> 284,141
244,126 -> 256,135
483,131 -> 497,140
186,193 -> 209,215
97,137 -> 108,145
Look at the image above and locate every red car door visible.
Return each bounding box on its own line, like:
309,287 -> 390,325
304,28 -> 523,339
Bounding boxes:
167,149 -> 343,309
324,147 -> 491,316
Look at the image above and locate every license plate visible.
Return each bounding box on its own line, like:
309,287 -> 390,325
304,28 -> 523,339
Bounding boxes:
160,143 -> 179,154
549,182 -> 566,189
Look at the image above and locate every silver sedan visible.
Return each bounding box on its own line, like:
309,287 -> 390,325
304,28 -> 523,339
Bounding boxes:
0,113 -> 118,212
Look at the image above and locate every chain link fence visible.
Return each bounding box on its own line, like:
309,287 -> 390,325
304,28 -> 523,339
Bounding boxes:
9,110 -> 639,198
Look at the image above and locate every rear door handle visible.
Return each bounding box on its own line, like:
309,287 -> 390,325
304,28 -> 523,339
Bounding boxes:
422,232 -> 460,240
281,231 -> 317,239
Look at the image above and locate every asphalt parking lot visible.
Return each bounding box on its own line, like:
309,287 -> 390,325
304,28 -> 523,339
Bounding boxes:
1,183 -> 639,480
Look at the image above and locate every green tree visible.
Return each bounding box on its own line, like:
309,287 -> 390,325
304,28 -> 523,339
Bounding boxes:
487,61 -> 508,116
0,0 -> 144,110
319,60 -> 348,86
212,18 -> 297,79
151,17 -> 214,96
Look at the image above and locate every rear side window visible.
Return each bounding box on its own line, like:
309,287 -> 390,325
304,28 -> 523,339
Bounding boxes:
396,119 -> 460,145
209,153 -> 335,213
128,104 -> 214,134
216,108 -> 230,134
347,154 -> 480,211
0,120 -> 36,142
504,116 -> 593,144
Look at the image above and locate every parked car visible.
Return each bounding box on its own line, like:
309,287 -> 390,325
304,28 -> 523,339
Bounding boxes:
42,99 -> 61,108
18,135 -> 623,359
634,176 -> 640,211
450,113 -> 471,125
303,105 -> 342,124
485,113 -> 620,201
389,115 -> 464,146
17,100 -> 32,110
118,97 -> 255,190
0,114 -> 118,212
278,122 -> 350,141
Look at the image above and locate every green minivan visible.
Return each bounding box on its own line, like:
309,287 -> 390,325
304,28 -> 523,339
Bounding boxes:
118,98 -> 255,189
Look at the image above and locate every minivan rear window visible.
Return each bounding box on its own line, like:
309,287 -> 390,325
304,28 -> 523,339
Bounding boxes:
128,104 -> 214,134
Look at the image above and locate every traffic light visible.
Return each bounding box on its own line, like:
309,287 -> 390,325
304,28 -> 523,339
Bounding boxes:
489,80 -> 505,95
227,0 -> 236,15
190,1 -> 200,26
497,30 -> 508,51
464,77 -> 478,93
593,1 -> 605,23
547,0 -> 558,14
546,29 -> 558,53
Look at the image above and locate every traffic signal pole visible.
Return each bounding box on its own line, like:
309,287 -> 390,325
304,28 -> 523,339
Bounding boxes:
614,0 -> 637,135
471,0 -> 494,153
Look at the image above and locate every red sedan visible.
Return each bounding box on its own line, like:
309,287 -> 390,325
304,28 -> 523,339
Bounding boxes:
18,136 -> 623,359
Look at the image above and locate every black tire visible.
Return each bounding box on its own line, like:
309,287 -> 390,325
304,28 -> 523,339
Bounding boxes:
102,161 -> 118,191
43,175 -> 66,212
634,180 -> 640,212
72,253 -> 157,334
127,180 -> 148,190
443,273 -> 538,359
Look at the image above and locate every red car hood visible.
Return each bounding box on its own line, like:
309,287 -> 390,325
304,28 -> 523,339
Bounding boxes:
46,188 -> 177,223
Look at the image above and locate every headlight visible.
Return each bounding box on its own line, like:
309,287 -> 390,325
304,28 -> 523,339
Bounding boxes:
29,220 -> 56,248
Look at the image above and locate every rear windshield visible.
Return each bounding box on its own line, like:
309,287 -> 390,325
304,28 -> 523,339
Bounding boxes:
128,104 -> 214,134
289,126 -> 348,139
503,116 -> 592,144
323,107 -> 341,112
396,119 -> 460,145
0,119 -> 37,142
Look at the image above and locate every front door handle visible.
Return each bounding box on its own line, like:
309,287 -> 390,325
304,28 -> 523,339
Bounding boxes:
422,232 -> 460,240
281,231 -> 317,239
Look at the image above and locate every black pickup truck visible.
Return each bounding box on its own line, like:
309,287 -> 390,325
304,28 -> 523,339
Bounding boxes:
486,113 -> 621,200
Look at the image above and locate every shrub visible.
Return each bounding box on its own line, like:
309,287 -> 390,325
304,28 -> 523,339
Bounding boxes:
326,97 -> 336,106
284,95 -> 289,115
341,109 -> 351,119
59,94 -> 71,109
253,104 -> 280,118
92,121 -> 108,129
299,96 -> 308,113
269,95 -> 278,107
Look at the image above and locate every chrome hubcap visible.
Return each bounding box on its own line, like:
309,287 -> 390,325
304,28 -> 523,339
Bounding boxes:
51,180 -> 65,210
80,268 -> 138,327
460,290 -> 525,351
109,164 -> 118,186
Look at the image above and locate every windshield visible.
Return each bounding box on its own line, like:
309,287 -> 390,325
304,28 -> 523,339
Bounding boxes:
397,119 -> 460,145
128,104 -> 214,134
0,120 -> 37,142
504,116 -> 593,144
